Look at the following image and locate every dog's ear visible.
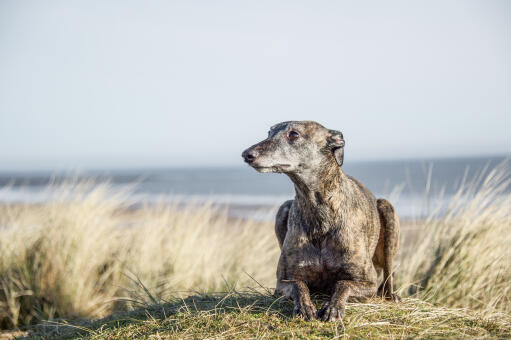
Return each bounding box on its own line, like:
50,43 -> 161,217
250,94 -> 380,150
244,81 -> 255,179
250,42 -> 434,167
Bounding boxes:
327,130 -> 345,167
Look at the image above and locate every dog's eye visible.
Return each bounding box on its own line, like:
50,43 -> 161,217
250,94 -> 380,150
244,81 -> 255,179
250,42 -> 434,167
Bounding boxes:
288,130 -> 300,140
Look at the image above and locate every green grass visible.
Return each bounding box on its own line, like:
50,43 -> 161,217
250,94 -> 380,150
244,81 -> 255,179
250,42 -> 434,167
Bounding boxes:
22,291 -> 511,339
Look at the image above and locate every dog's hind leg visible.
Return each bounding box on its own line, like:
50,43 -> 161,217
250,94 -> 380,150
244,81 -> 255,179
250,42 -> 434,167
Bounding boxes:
275,200 -> 293,249
376,198 -> 401,301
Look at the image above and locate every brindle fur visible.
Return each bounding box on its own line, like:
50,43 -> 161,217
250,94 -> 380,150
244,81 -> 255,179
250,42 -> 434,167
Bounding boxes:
242,121 -> 400,322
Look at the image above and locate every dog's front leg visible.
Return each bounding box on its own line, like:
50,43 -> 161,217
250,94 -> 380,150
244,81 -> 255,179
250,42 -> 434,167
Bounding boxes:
318,280 -> 376,322
277,280 -> 317,320
290,280 -> 317,320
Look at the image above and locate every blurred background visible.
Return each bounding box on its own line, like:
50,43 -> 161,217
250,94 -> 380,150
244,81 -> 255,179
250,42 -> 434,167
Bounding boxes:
1,0 -> 510,218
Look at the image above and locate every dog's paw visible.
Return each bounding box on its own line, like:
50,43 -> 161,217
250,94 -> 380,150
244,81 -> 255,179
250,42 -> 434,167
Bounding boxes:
318,302 -> 345,322
293,302 -> 317,321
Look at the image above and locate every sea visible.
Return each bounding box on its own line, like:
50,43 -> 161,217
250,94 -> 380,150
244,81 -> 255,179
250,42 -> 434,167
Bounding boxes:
0,156 -> 508,221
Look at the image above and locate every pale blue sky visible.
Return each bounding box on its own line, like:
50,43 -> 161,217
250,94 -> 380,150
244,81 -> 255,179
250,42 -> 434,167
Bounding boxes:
1,0 -> 510,170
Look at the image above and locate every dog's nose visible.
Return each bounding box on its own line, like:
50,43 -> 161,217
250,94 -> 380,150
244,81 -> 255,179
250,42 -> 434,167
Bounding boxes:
242,149 -> 256,163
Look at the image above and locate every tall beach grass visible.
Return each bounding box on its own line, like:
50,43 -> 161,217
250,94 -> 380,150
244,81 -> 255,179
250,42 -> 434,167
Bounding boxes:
397,161 -> 511,313
0,163 -> 510,329
0,182 -> 279,329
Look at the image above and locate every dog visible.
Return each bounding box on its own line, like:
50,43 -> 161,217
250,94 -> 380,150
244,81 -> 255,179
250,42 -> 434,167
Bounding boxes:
242,121 -> 400,321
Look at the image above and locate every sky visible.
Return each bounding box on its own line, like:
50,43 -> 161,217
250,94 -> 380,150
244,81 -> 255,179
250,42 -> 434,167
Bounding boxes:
0,0 -> 510,170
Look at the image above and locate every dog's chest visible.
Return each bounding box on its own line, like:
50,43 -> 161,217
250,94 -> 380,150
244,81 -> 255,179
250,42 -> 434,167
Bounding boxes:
286,232 -> 365,283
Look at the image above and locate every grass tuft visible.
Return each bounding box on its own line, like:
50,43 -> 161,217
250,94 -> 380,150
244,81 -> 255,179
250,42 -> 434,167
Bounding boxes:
0,181 -> 279,329
24,291 -> 511,339
397,161 -> 511,313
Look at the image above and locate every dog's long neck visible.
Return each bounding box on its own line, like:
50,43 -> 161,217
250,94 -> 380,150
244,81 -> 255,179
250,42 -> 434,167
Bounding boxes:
288,157 -> 353,236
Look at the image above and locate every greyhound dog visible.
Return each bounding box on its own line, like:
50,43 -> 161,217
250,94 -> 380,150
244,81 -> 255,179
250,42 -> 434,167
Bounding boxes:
242,121 -> 400,322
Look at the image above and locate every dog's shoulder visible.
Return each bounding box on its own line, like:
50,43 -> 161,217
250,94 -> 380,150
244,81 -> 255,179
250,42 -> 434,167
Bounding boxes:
346,175 -> 376,201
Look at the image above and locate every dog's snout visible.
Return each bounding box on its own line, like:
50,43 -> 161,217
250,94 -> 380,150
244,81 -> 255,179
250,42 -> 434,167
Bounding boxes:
242,149 -> 257,163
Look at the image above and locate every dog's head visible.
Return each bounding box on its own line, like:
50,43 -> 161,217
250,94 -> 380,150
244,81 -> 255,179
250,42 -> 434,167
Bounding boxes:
241,121 -> 345,174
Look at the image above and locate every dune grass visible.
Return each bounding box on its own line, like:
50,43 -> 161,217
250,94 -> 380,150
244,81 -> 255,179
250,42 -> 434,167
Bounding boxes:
397,162 -> 511,313
21,291 -> 511,339
0,163 -> 510,337
0,182 -> 279,330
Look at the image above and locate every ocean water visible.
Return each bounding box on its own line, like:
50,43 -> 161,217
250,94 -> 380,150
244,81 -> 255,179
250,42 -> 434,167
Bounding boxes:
0,156 -> 508,220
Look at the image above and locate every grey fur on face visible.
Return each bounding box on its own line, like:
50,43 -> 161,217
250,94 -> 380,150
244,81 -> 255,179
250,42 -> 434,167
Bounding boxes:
242,121 -> 400,322
242,121 -> 344,176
